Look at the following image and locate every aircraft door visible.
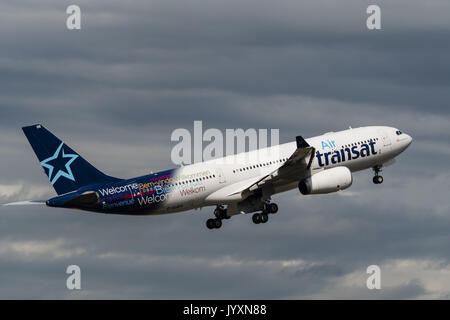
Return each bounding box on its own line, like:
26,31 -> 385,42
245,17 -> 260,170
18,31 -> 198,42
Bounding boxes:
379,130 -> 391,147
377,129 -> 392,154
216,168 -> 226,184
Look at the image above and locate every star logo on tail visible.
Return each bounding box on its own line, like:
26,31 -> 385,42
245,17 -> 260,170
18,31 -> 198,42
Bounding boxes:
40,142 -> 79,185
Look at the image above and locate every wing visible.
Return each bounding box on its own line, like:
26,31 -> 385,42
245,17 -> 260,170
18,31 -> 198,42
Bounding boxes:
231,136 -> 315,197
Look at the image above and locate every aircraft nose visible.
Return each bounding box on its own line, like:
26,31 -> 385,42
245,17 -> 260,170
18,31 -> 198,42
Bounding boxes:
399,133 -> 413,151
405,134 -> 413,147
393,129 -> 412,151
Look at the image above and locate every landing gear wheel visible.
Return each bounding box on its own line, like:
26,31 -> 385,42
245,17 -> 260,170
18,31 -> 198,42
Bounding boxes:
252,213 -> 262,224
260,213 -> 269,223
206,219 -> 215,229
372,166 -> 383,184
373,175 -> 383,184
206,218 -> 222,229
268,203 -> 278,214
213,218 -> 222,229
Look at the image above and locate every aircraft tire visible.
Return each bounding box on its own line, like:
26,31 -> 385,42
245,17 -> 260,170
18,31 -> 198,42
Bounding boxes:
252,213 -> 262,224
373,176 -> 383,184
206,219 -> 215,229
214,218 -> 222,229
269,203 -> 278,214
261,213 -> 269,223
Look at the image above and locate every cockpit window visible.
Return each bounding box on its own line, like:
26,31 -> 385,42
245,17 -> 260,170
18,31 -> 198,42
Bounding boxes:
396,130 -> 402,135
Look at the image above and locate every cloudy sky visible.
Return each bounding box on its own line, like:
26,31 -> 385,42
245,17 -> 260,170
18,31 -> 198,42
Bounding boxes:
0,0 -> 449,299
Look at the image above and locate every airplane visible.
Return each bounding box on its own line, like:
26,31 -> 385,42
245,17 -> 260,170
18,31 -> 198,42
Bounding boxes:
16,124 -> 412,230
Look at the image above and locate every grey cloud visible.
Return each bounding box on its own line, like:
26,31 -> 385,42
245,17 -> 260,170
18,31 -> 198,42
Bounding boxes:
0,0 -> 449,299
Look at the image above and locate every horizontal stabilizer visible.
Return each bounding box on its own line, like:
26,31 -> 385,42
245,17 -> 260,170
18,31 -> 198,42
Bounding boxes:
2,200 -> 46,206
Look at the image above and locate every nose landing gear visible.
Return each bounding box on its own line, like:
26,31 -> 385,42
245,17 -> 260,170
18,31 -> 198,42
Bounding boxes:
373,165 -> 384,184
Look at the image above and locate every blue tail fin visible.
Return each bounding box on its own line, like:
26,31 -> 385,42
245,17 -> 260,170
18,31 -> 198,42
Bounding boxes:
22,124 -> 122,195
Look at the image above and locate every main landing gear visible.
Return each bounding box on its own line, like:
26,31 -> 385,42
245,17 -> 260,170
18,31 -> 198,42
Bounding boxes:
206,218 -> 222,229
252,202 -> 278,225
372,165 -> 384,184
206,202 -> 279,229
206,205 -> 228,230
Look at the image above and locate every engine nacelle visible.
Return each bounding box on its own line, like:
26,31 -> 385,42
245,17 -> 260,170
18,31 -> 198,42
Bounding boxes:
299,167 -> 353,195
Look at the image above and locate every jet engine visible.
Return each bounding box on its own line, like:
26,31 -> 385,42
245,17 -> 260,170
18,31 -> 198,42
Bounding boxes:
299,167 -> 353,195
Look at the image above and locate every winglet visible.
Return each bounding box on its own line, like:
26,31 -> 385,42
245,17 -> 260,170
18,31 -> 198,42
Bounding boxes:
296,136 -> 310,148
296,136 -> 315,169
